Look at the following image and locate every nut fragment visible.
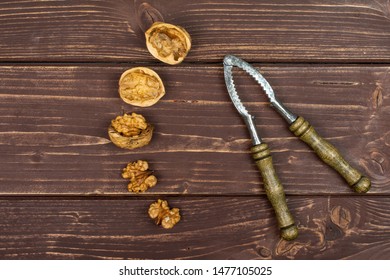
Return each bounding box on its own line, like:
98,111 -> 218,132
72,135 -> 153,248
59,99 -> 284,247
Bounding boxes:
148,199 -> 181,229
122,160 -> 157,193
119,67 -> 165,107
145,22 -> 191,65
108,112 -> 153,150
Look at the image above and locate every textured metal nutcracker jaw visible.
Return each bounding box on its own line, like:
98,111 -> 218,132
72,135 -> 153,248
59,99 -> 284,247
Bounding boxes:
223,55 -> 297,125
223,56 -> 262,145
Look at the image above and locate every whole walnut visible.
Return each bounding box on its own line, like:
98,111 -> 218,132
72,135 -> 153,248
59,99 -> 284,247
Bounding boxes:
108,112 -> 153,150
148,199 -> 181,229
145,22 -> 191,65
122,160 -> 157,193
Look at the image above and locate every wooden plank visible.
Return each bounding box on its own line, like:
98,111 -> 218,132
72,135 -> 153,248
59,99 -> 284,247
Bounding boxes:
0,196 -> 389,259
0,0 -> 389,62
0,65 -> 388,195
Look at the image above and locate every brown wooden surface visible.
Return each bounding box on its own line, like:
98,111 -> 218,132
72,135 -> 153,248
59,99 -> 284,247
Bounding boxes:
0,0 -> 390,63
0,0 -> 389,259
1,196 -> 390,259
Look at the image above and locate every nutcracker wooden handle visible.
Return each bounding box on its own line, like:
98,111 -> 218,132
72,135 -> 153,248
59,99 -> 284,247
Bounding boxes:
251,144 -> 298,241
289,116 -> 371,193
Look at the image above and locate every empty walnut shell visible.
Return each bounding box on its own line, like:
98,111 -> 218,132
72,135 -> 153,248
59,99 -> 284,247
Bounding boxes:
108,113 -> 153,150
119,67 -> 165,107
145,22 -> 191,65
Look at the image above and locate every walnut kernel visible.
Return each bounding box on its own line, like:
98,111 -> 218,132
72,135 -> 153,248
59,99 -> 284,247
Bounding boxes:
148,199 -> 181,229
145,22 -> 191,65
119,67 -> 165,107
108,112 -> 153,150
122,160 -> 157,193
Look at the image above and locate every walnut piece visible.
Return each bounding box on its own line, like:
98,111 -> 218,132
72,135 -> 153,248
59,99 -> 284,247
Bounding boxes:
111,112 -> 147,137
122,160 -> 157,193
148,199 -> 181,229
119,67 -> 165,107
108,112 -> 153,150
145,22 -> 191,65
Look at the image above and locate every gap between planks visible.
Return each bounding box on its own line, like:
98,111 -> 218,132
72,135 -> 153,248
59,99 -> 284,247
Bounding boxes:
0,193 -> 384,200
0,61 -> 390,66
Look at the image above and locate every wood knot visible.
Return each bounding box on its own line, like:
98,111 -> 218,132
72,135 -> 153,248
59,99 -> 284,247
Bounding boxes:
275,239 -> 308,259
180,181 -> 191,194
384,131 -> 390,147
369,151 -> 387,175
288,155 -> 298,164
325,206 -> 351,240
137,2 -> 164,33
275,222 -> 327,258
257,246 -> 272,258
31,151 -> 44,163
372,83 -> 383,109
324,220 -> 344,241
330,206 -> 351,230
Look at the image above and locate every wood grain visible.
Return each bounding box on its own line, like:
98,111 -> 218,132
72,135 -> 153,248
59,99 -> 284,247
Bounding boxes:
0,65 -> 388,195
0,0 -> 389,62
0,1 -> 389,261
0,196 -> 389,259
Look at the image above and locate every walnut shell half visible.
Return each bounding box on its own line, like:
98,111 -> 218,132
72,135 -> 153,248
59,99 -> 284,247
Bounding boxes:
108,113 -> 153,150
119,67 -> 165,107
145,22 -> 191,65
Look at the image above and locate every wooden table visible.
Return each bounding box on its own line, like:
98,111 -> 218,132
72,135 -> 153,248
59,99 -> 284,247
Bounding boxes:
0,0 -> 389,260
